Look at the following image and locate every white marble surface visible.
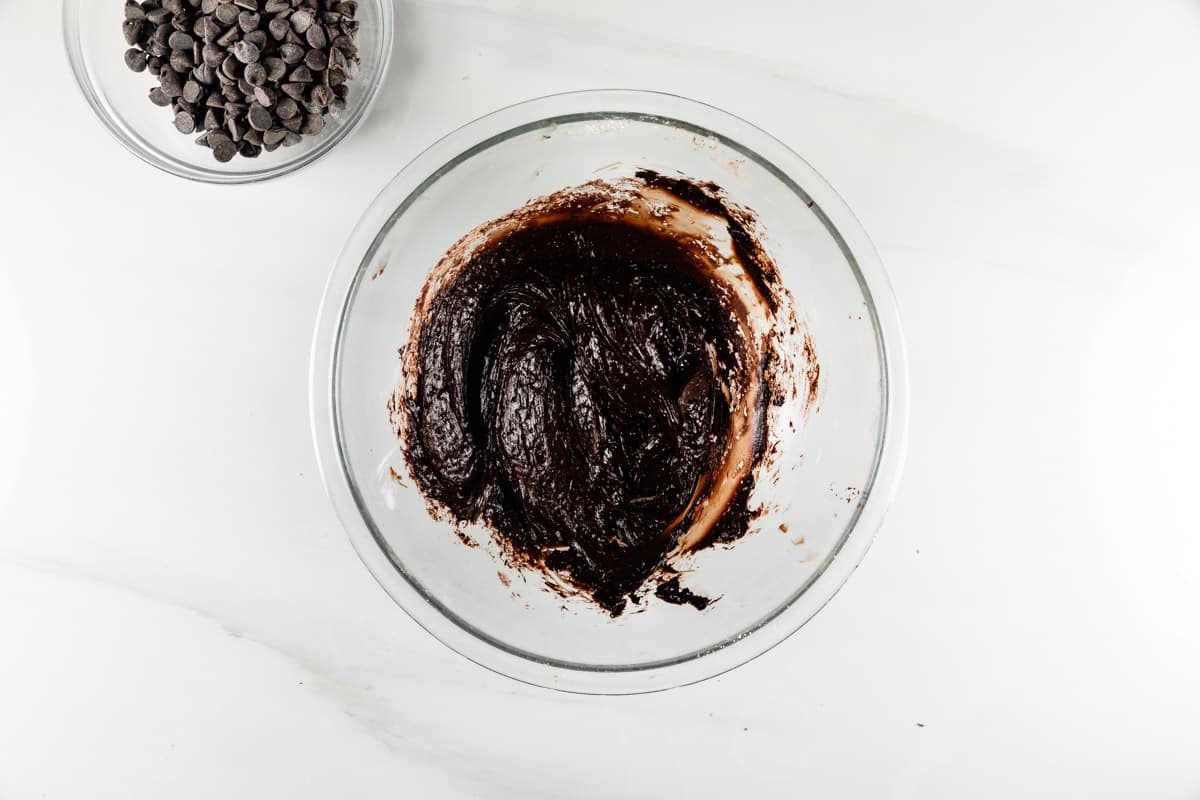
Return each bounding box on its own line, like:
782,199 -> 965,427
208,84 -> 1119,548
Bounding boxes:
3,1 -> 1200,797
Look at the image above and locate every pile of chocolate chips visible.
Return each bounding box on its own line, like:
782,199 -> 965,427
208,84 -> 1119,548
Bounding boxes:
121,0 -> 362,162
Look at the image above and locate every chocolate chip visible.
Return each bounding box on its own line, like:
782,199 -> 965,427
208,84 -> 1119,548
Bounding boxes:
300,113 -> 324,135
303,48 -> 327,71
238,11 -> 261,32
182,80 -> 203,103
227,115 -> 248,142
247,102 -> 273,131
232,40 -> 260,63
330,35 -> 356,57
148,86 -> 172,106
124,48 -> 148,72
174,110 -> 197,134
305,24 -> 327,50
167,30 -> 194,50
241,62 -> 266,86
202,42 -> 224,66
290,8 -> 314,33
216,25 -> 240,47
279,43 -> 305,64
169,49 -> 193,73
195,16 -> 221,41
274,96 -> 299,119
208,131 -> 237,162
213,4 -> 239,24
122,19 -> 143,46
221,53 -> 241,79
252,85 -> 276,106
309,83 -> 333,108
159,67 -> 184,97
263,56 -> 286,81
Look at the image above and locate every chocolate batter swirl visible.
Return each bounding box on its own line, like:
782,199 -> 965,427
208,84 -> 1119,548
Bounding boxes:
394,172 -> 801,615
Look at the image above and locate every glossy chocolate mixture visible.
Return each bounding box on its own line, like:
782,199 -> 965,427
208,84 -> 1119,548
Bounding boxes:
395,173 -> 801,615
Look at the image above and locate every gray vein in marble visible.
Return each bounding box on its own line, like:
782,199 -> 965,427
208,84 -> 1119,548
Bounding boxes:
406,0 -> 1146,288
2,551 -> 772,795
0,552 -> 566,798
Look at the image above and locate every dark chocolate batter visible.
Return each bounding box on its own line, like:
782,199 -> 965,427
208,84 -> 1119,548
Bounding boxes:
395,173 -> 800,615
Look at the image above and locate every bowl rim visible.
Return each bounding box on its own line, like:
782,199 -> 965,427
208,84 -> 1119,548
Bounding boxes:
61,0 -> 395,185
310,89 -> 909,694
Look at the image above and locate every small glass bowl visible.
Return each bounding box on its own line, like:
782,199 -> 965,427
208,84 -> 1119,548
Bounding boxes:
311,90 -> 909,693
63,0 -> 394,184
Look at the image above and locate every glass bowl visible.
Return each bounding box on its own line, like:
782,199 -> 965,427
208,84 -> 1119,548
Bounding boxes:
311,90 -> 908,693
63,0 -> 394,184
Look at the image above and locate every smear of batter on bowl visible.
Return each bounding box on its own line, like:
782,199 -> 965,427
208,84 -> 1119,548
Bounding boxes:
389,170 -> 810,615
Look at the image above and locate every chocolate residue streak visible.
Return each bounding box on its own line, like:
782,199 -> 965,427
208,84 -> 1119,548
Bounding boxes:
635,170 -> 781,313
452,526 -> 479,549
655,577 -> 712,611
830,484 -> 864,506
802,330 -> 821,413
388,466 -> 406,487
393,171 -> 808,615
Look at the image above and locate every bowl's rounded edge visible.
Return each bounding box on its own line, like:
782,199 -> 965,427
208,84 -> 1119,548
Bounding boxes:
61,0 -> 395,185
309,89 -> 910,694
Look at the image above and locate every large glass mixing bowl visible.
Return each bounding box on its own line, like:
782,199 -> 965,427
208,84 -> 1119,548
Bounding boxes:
311,90 -> 908,693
